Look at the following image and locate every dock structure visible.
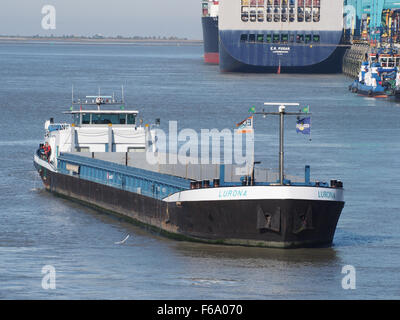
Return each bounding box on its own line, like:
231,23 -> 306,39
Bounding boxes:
343,1 -> 400,77
345,0 -> 400,42
342,43 -> 370,78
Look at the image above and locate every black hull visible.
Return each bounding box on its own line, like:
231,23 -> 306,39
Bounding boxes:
36,165 -> 344,248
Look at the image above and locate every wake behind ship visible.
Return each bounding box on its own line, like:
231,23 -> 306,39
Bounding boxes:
219,0 -> 347,73
33,93 -> 345,248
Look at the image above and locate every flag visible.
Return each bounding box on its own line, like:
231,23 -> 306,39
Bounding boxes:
296,117 -> 311,135
248,106 -> 256,113
236,116 -> 253,134
302,105 -> 310,113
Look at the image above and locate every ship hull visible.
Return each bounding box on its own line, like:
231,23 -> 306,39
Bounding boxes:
34,160 -> 344,249
219,30 -> 346,73
202,16 -> 219,64
349,80 -> 389,97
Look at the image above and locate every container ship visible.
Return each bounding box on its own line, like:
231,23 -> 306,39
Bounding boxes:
33,93 -> 345,248
217,0 -> 347,72
202,1 -> 220,64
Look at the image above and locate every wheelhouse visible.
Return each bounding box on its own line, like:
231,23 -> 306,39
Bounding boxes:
368,53 -> 400,69
68,111 -> 139,126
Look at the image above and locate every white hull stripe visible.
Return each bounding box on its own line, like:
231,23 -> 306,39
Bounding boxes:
163,186 -> 344,203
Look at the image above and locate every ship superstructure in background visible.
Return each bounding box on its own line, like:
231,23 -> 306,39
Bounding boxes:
218,1 -> 347,73
202,1 -> 220,64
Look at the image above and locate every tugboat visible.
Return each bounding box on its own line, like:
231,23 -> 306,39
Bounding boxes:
349,48 -> 400,98
33,95 -> 345,248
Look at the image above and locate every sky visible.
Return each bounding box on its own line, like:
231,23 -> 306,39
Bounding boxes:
0,0 -> 202,39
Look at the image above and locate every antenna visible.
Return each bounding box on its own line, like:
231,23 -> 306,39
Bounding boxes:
71,87 -> 125,110
121,85 -> 124,103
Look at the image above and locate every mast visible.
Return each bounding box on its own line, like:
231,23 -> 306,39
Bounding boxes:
255,103 -> 309,185
279,105 -> 285,184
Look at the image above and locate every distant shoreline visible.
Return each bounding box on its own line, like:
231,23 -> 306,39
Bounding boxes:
0,36 -> 203,45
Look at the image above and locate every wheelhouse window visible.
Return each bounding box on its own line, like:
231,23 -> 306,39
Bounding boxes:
127,114 -> 136,125
313,34 -> 320,43
82,113 -> 136,125
305,34 -> 312,44
240,34 -> 248,42
82,113 -> 90,124
257,34 -> 264,43
249,34 -> 256,43
273,34 -> 280,43
266,34 -> 272,43
281,34 -> 289,43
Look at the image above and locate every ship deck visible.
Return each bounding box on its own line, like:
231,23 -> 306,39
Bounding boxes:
58,151 -> 317,188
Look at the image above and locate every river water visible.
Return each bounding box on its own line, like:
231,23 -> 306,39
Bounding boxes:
0,41 -> 399,299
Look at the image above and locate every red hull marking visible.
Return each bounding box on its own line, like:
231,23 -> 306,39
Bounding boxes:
204,52 -> 219,64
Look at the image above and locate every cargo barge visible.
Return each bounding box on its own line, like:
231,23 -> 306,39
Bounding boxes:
34,95 -> 345,248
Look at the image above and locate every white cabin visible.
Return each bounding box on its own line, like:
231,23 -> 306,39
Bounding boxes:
44,109 -> 147,166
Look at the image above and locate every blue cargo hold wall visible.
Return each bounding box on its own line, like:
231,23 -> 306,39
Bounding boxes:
57,153 -> 191,200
